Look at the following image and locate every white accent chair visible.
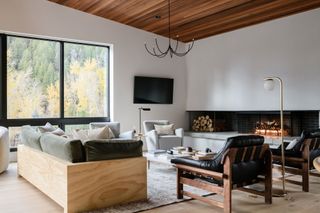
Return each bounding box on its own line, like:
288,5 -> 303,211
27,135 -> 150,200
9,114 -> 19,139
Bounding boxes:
0,127 -> 9,174
143,120 -> 184,151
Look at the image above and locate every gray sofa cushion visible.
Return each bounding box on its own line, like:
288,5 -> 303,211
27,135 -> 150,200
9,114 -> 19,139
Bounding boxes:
83,140 -> 143,162
40,133 -> 84,163
21,125 -> 42,151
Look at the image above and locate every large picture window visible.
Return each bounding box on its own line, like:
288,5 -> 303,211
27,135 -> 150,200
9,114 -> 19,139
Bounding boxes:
64,43 -> 108,117
7,37 -> 60,119
0,34 -> 110,148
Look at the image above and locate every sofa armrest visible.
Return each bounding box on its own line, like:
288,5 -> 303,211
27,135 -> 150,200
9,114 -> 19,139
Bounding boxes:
145,130 -> 159,151
175,128 -> 184,138
146,130 -> 158,140
119,130 -> 135,139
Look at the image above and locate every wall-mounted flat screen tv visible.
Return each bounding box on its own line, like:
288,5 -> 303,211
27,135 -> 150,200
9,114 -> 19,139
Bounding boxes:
134,76 -> 174,104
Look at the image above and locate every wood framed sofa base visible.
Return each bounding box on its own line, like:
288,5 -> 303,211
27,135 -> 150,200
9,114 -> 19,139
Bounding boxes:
17,145 -> 147,213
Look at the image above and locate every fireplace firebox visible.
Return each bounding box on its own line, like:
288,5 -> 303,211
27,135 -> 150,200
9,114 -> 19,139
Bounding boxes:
188,111 -> 319,136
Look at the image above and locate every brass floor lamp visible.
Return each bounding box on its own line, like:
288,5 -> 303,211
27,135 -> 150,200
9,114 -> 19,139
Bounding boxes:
138,107 -> 151,140
264,77 -> 287,197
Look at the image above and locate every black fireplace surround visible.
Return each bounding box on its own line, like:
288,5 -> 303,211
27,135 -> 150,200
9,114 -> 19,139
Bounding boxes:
188,111 -> 319,136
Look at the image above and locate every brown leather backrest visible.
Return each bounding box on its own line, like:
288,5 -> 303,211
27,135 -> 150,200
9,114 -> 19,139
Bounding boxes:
296,129 -> 320,152
302,137 -> 320,151
224,144 -> 269,164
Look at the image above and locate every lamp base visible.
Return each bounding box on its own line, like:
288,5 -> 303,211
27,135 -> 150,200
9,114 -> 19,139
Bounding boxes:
272,192 -> 286,197
272,190 -> 293,201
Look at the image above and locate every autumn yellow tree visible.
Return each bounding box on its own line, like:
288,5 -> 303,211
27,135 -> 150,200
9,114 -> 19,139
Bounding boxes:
65,59 -> 106,117
7,68 -> 42,118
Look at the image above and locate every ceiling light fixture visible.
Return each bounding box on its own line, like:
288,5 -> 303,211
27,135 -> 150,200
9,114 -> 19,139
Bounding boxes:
144,0 -> 194,58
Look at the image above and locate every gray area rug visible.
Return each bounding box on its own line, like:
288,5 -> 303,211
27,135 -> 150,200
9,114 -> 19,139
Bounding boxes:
88,162 -> 208,213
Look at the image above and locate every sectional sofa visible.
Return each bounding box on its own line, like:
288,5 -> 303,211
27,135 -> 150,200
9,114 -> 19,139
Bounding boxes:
18,125 -> 147,213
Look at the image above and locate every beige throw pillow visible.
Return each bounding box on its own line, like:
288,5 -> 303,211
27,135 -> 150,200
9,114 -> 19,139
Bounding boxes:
72,129 -> 89,142
38,122 -> 56,133
38,122 -> 65,136
50,128 -> 65,136
88,126 -> 115,140
154,124 -> 175,135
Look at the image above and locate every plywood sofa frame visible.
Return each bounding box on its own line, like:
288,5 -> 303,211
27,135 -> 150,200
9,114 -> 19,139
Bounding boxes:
18,145 -> 147,213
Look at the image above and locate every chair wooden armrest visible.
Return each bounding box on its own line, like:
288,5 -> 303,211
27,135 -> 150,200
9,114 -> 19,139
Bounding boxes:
273,155 -> 306,163
175,164 -> 223,180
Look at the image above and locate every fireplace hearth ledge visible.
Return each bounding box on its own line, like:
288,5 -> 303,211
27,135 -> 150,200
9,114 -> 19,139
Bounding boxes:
185,131 -> 239,140
183,131 -> 298,153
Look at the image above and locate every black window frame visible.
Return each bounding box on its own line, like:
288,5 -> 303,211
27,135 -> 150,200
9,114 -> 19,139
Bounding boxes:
0,33 -> 110,151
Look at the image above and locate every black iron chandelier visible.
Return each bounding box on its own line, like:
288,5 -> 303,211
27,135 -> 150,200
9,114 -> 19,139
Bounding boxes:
144,0 -> 195,58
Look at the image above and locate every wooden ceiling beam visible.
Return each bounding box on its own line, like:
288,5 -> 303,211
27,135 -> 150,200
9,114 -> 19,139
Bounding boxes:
115,0 -> 168,23
142,0 -> 253,32
181,0 -> 320,42
48,0 -> 320,42
171,0 -> 320,41
93,0 -> 131,17
126,0 -> 181,26
156,0 -> 281,36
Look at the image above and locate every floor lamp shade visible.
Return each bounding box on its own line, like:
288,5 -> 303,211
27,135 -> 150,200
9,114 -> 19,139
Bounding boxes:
264,79 -> 275,91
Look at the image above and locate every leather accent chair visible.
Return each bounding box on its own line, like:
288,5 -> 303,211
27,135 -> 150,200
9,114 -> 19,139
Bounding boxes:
143,120 -> 183,151
171,135 -> 272,213
271,129 -> 320,192
0,126 -> 9,174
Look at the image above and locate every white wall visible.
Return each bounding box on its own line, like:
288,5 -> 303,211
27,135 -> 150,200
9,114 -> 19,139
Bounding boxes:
186,8 -> 320,111
1,0 -> 319,137
0,0 -> 188,133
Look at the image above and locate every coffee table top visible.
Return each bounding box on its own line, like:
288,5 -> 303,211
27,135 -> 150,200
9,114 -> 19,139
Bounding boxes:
144,152 -> 190,165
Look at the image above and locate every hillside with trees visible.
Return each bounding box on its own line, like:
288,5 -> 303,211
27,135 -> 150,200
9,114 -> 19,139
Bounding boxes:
7,36 -> 108,119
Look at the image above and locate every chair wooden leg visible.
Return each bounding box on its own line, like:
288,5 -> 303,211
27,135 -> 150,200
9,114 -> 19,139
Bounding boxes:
302,162 -> 309,192
223,183 -> 231,213
177,168 -> 183,199
265,150 -> 272,204
223,157 -> 232,213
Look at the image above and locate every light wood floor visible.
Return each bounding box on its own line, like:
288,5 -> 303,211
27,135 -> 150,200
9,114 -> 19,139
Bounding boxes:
1,163 -> 320,213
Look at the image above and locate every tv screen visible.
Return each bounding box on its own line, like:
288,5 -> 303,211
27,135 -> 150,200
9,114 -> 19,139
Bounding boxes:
134,76 -> 174,104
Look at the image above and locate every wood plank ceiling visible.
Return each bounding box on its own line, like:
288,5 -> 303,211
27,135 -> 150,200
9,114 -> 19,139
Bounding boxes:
49,0 -> 320,42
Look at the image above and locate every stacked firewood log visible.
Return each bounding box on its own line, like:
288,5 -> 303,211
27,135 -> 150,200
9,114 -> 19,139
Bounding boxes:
192,115 -> 214,132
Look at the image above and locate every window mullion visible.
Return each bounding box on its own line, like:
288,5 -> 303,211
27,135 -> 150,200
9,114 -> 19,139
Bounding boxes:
60,41 -> 64,129
1,35 -> 7,121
